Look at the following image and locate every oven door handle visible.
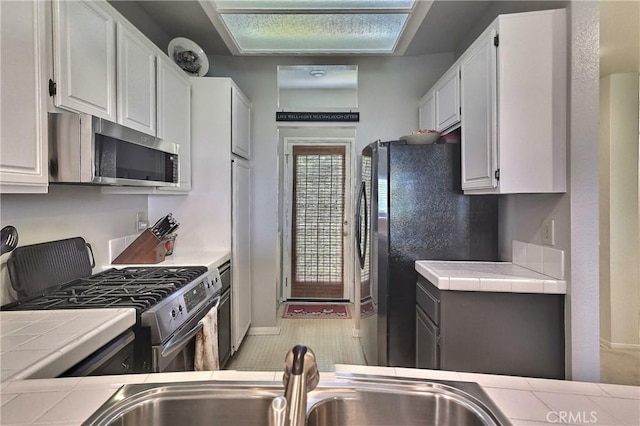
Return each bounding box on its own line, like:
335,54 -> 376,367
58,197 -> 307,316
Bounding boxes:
160,295 -> 221,359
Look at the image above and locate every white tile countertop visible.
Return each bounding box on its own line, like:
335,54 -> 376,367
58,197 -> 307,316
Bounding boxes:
0,309 -> 136,382
415,261 -> 567,294
1,366 -> 638,425
104,250 -> 230,271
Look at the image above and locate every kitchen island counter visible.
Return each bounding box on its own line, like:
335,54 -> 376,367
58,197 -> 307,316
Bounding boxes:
1,366 -> 638,425
416,260 -> 567,294
0,309 -> 136,382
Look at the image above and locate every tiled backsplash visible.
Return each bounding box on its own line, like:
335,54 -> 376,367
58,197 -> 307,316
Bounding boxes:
512,240 -> 565,280
108,234 -> 139,263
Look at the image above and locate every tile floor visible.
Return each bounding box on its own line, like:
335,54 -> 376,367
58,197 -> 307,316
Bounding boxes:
226,303 -> 366,372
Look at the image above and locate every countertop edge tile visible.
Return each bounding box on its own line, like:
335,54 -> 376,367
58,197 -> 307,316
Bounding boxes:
415,261 -> 566,294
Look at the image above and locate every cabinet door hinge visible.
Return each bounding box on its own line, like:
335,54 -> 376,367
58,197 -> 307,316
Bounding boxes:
48,79 -> 56,96
493,34 -> 499,47
494,169 -> 500,181
459,69 -> 461,79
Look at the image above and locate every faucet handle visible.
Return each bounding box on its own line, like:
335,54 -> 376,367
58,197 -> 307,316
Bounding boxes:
283,345 -> 319,391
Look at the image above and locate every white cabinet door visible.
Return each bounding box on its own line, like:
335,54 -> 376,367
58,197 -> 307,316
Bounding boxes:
52,0 -> 116,121
231,86 -> 251,159
116,23 -> 156,135
435,66 -> 461,131
460,28 -> 498,191
232,158 -> 252,351
460,9 -> 566,194
0,1 -> 48,193
157,57 -> 191,191
418,90 -> 435,130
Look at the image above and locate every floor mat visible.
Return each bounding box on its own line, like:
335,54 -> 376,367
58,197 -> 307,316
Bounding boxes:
282,303 -> 350,319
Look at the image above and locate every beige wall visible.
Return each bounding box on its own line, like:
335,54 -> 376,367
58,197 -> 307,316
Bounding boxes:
599,0 -> 640,350
599,74 -> 640,348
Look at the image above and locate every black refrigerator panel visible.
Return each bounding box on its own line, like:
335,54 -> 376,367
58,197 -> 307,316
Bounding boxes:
374,141 -> 498,368
388,142 -> 498,264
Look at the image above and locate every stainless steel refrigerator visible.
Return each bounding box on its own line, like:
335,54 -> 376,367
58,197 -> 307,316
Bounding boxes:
356,140 -> 499,367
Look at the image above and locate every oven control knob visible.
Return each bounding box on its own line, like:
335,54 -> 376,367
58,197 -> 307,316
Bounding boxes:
171,309 -> 177,318
178,305 -> 183,313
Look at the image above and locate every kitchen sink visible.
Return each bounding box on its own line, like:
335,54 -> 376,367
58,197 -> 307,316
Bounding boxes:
82,383 -> 284,426
306,376 -> 509,426
82,375 -> 511,426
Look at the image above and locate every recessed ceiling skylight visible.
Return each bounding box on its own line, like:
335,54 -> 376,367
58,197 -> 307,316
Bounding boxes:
204,0 -> 429,55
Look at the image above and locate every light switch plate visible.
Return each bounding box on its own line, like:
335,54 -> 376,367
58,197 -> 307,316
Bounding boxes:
542,219 -> 555,246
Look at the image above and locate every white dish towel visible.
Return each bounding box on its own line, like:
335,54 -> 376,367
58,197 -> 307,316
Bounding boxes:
195,305 -> 220,371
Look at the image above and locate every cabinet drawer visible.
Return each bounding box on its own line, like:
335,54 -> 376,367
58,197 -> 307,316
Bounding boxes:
416,280 -> 440,325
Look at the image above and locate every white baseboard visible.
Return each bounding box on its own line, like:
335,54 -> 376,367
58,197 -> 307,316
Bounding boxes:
600,337 -> 640,351
610,342 -> 640,351
247,326 -> 281,336
352,327 -> 361,338
600,337 -> 611,348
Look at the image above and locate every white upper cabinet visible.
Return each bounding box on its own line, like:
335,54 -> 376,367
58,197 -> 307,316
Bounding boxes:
0,1 -> 48,193
116,22 -> 156,136
231,86 -> 251,160
460,29 -> 498,191
157,56 -> 191,191
460,9 -> 567,194
434,66 -> 461,131
52,0 -> 116,121
418,90 -> 436,131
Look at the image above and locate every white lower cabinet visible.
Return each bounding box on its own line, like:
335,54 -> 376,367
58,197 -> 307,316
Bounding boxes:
460,9 -> 567,194
0,0 -> 48,193
232,158 -> 252,351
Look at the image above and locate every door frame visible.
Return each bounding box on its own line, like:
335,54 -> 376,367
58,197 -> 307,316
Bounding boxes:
282,137 -> 354,301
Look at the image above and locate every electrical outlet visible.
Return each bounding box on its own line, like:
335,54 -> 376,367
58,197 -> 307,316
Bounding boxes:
542,219 -> 555,246
136,211 -> 149,232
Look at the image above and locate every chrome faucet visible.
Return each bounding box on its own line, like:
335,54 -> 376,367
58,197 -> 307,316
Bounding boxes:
270,345 -> 319,426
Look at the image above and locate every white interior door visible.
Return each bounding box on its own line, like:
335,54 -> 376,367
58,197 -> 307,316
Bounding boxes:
283,137 -> 353,301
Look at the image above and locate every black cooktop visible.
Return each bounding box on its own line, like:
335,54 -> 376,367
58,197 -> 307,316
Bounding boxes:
1,266 -> 207,313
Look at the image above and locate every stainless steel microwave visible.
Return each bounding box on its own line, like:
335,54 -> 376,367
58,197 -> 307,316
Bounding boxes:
49,113 -> 179,187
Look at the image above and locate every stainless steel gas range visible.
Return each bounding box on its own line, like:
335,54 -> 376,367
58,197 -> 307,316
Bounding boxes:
2,263 -> 228,375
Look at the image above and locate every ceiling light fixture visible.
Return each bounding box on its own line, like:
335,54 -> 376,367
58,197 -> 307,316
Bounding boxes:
309,70 -> 326,77
203,0 -> 432,55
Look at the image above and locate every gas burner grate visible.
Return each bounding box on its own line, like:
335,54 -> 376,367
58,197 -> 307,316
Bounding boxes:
2,265 -> 209,314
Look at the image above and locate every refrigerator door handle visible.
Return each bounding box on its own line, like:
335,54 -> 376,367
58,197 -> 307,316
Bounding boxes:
356,181 -> 368,269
